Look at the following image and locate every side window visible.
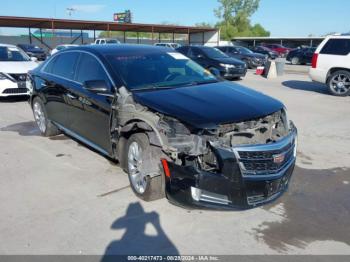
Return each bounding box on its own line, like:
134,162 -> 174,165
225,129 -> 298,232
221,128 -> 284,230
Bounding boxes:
177,46 -> 189,55
43,56 -> 58,74
190,48 -> 204,58
51,52 -> 79,79
101,40 -> 106,44
96,40 -> 100,44
76,53 -> 109,86
320,39 -> 350,56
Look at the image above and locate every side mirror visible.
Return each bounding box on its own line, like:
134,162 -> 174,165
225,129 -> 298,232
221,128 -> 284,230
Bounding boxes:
84,80 -> 109,93
209,68 -> 221,77
31,57 -> 38,62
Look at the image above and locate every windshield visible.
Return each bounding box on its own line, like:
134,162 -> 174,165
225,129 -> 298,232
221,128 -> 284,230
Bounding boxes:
107,51 -> 218,91
236,47 -> 253,54
106,40 -> 119,44
201,47 -> 229,59
0,46 -> 30,61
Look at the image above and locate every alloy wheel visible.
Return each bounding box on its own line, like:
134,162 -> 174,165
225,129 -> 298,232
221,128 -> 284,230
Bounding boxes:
128,141 -> 147,194
329,74 -> 350,95
33,102 -> 46,133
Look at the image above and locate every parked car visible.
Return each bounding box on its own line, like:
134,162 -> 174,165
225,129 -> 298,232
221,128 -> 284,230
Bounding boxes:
17,44 -> 47,61
216,46 -> 267,68
309,36 -> 350,96
50,44 -> 79,55
0,44 -> 38,97
250,46 -> 279,59
154,43 -> 181,49
28,45 -> 297,209
176,45 -> 247,79
94,38 -> 121,45
261,44 -> 292,57
286,47 -> 316,65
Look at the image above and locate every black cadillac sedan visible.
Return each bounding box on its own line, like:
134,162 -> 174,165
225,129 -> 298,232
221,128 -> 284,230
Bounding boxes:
176,45 -> 247,80
27,45 -> 297,209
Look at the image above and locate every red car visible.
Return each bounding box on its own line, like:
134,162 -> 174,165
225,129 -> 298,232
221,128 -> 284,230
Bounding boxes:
261,44 -> 292,57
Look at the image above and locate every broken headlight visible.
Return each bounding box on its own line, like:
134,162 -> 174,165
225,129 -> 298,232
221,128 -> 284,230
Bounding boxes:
158,116 -> 197,153
158,116 -> 191,137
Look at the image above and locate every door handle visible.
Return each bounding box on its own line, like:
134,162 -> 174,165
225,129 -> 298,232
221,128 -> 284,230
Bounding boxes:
66,93 -> 77,99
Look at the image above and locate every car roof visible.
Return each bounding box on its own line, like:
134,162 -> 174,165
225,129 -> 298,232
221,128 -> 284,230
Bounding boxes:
0,43 -> 17,48
61,44 -> 174,56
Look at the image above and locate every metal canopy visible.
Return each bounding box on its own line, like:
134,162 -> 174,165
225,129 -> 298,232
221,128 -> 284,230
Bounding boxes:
0,16 -> 215,34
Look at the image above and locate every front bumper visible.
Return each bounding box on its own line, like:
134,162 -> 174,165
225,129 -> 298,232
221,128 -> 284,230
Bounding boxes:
0,79 -> 29,97
164,125 -> 297,210
221,67 -> 247,79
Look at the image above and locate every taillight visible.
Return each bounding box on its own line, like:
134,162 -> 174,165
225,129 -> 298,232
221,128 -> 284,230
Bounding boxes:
311,53 -> 318,68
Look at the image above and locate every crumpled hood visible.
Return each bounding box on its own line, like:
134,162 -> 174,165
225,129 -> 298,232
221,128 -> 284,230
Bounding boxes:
0,61 -> 38,74
133,81 -> 284,129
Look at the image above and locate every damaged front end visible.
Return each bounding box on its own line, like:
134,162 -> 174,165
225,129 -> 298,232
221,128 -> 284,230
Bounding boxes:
158,109 -> 297,209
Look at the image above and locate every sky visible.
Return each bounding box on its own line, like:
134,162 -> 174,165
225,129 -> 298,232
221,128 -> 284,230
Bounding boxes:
0,0 -> 349,37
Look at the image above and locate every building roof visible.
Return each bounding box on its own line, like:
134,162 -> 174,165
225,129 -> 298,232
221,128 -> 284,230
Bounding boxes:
232,36 -> 325,41
0,16 -> 216,34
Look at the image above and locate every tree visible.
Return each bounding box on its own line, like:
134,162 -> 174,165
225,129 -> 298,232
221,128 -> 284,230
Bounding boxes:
214,0 -> 270,40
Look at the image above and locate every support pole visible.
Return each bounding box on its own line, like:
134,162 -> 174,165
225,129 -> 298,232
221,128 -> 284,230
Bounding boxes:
187,28 -> 190,45
93,30 -> 96,41
151,27 -> 154,44
202,32 -> 205,45
137,32 -> 139,44
40,28 -> 43,44
123,31 -> 126,43
159,32 -> 161,43
29,28 -> 32,44
107,24 -> 110,38
172,32 -> 175,43
81,30 -> 83,44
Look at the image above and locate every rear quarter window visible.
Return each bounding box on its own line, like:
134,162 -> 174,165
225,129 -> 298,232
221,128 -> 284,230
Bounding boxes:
320,39 -> 350,55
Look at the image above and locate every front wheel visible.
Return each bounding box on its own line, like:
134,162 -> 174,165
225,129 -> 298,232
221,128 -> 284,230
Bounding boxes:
327,70 -> 350,96
126,133 -> 164,201
32,97 -> 61,137
291,57 -> 300,65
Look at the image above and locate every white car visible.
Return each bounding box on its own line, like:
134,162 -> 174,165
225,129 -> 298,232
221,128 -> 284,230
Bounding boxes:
50,44 -> 79,55
94,38 -> 120,45
154,42 -> 181,49
309,35 -> 350,96
0,44 -> 38,97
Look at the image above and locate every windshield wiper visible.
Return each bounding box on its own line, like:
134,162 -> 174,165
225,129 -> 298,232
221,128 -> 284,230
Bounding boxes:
132,79 -> 220,91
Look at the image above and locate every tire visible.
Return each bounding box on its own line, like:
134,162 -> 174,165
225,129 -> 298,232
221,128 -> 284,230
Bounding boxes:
291,57 -> 300,65
32,97 -> 61,137
327,70 -> 350,97
125,133 -> 164,201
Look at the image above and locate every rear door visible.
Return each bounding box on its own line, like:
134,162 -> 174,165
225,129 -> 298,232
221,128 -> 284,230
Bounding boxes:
40,52 -> 80,127
67,52 -> 114,153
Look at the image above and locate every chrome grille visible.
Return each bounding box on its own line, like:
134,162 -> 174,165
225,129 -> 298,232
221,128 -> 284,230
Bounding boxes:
233,132 -> 297,178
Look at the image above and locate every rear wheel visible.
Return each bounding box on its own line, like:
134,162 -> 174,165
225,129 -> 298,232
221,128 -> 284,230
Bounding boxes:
291,57 -> 300,65
327,70 -> 350,96
126,133 -> 164,201
32,97 -> 61,137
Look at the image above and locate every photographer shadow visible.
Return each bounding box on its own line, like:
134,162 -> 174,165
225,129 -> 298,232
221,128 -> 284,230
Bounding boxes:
102,202 -> 179,260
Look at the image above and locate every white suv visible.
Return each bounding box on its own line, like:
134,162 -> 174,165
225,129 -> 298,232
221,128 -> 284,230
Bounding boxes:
309,36 -> 350,96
